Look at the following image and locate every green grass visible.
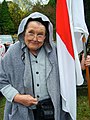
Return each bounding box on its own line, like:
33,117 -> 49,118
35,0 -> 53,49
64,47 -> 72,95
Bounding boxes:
0,96 -> 6,120
77,96 -> 90,120
77,87 -> 90,120
0,88 -> 90,120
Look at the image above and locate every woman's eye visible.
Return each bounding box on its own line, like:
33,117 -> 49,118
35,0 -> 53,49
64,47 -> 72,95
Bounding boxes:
28,32 -> 34,36
38,33 -> 43,35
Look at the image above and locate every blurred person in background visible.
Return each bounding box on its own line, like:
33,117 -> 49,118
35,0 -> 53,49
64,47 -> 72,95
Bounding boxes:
81,52 -> 90,70
0,40 -> 5,59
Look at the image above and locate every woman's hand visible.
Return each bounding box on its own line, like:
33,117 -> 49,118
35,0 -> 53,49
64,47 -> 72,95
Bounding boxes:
14,94 -> 38,107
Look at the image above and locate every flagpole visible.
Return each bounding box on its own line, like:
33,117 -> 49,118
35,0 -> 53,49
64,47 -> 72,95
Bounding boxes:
82,35 -> 90,106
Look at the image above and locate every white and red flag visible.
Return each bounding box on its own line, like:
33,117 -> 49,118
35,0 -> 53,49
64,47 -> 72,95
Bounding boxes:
56,0 -> 89,120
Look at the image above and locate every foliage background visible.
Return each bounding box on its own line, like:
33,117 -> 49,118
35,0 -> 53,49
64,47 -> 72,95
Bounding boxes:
0,0 -> 56,35
0,0 -> 90,39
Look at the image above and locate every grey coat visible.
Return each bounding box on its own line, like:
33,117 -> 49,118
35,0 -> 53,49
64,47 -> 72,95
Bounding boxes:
0,40 -> 61,120
0,12 -> 61,120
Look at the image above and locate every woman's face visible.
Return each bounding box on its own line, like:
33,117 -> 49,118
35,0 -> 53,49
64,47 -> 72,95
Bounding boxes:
24,21 -> 46,52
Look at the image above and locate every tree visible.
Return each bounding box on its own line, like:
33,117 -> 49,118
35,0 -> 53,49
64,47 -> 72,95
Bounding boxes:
0,0 -> 15,34
48,0 -> 56,7
8,1 -> 26,33
13,0 -> 33,11
84,0 -> 90,34
0,3 -> 2,34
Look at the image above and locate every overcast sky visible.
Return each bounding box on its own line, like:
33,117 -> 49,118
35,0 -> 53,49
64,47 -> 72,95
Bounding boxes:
0,0 -> 49,4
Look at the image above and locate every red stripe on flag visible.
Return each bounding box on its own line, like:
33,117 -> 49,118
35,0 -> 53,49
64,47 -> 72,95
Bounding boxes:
56,0 -> 74,59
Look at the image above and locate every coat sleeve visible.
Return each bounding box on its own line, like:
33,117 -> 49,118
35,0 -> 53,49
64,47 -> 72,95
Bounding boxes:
0,53 -> 19,102
1,84 -> 19,102
0,57 -> 10,89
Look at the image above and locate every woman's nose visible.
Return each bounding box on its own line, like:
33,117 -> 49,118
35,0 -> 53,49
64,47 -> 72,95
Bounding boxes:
33,34 -> 38,41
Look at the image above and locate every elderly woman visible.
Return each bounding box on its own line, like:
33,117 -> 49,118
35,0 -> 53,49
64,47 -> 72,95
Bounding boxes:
0,12 -> 72,120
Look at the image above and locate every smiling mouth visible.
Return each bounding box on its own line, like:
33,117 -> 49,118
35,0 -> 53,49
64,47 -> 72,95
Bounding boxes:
29,40 -> 43,44
29,41 -> 39,44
